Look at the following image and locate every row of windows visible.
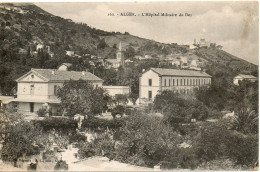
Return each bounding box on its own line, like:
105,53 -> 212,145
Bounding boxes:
29,85 -> 58,96
148,78 -> 210,87
164,78 -> 210,86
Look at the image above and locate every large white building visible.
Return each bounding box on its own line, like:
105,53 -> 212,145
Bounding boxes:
12,68 -> 103,116
139,68 -> 211,100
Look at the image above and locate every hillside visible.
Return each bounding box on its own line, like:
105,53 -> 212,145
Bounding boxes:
0,2 -> 258,95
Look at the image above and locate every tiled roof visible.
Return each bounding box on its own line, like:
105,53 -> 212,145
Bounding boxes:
32,69 -> 103,82
151,68 -> 211,77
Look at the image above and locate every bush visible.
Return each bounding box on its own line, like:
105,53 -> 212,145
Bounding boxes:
154,90 -> 209,124
37,107 -> 48,117
114,113 -> 184,168
81,117 -> 125,132
78,133 -> 115,160
68,132 -> 87,144
225,133 -> 258,166
194,120 -> 258,167
32,117 -> 77,133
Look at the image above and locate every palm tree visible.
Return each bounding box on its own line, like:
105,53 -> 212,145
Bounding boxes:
231,107 -> 258,134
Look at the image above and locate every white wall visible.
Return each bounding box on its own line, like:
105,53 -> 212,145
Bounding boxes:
18,102 -> 43,116
139,69 -> 212,100
103,86 -> 130,96
18,82 -> 49,99
139,70 -> 160,100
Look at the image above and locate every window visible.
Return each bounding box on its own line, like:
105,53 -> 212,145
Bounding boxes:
149,79 -> 152,86
184,79 -> 186,86
173,79 -> 175,86
177,79 -> 179,86
199,79 -> 200,85
169,79 -> 171,86
30,85 -> 34,95
180,79 -> 182,86
31,75 -> 34,79
164,79 -> 166,86
54,85 -> 57,95
30,103 -> 34,113
187,79 -> 189,86
148,91 -> 152,99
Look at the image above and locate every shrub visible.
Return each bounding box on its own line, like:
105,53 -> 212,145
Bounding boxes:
114,113 -> 184,168
111,105 -> 125,118
81,117 -> 125,132
154,90 -> 209,124
194,120 -> 258,167
32,117 -> 77,133
78,133 -> 115,160
37,107 -> 48,117
196,159 -> 245,171
68,132 -> 87,144
225,133 -> 258,166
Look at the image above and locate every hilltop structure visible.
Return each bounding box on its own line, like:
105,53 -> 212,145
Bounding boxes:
233,74 -> 257,85
139,68 -> 211,100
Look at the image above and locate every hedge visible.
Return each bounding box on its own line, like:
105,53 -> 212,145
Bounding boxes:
32,117 -> 77,132
81,117 -> 125,131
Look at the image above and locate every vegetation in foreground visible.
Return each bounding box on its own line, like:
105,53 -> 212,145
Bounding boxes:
0,78 -> 258,171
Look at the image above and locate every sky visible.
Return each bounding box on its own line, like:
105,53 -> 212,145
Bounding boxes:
35,2 -> 259,65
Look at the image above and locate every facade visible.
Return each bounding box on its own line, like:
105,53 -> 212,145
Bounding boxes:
12,68 -> 103,116
233,74 -> 257,85
139,68 -> 211,100
103,86 -> 130,96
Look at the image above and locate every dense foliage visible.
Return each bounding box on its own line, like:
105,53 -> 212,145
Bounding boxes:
57,79 -> 110,117
81,117 -> 125,132
154,90 -> 209,124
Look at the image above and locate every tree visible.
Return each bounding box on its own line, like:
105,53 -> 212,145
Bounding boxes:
124,47 -> 135,59
113,94 -> 128,105
1,121 -> 41,166
231,108 -> 258,134
154,90 -> 208,124
57,79 -> 109,117
116,113 -> 183,167
97,38 -> 108,49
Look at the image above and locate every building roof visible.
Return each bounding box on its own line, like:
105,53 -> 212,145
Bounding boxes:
234,74 -> 257,79
59,63 -> 72,67
106,59 -> 121,64
16,69 -> 103,82
150,68 -> 211,77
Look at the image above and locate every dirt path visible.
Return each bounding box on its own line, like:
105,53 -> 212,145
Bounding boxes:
69,156 -> 154,171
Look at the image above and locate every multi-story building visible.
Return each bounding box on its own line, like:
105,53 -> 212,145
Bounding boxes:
12,68 -> 103,116
139,68 -> 211,100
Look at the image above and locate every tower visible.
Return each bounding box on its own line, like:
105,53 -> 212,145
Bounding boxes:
117,42 -> 124,67
116,42 -> 122,60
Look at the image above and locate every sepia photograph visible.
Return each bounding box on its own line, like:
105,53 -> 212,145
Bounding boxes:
0,1 -> 258,171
